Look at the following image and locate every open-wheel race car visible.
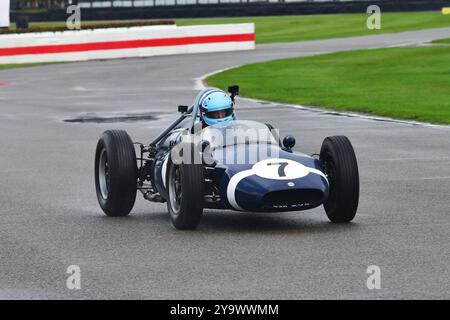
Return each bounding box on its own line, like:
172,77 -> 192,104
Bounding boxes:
95,86 -> 359,230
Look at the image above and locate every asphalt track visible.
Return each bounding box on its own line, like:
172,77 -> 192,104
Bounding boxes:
0,28 -> 449,299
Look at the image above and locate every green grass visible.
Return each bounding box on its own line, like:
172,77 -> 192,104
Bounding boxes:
5,19 -> 174,34
207,46 -> 450,124
177,11 -> 450,44
8,20 -> 162,30
432,37 -> 450,44
8,21 -> 87,29
0,62 -> 65,71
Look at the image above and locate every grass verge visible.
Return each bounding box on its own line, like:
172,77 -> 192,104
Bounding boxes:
177,11 -> 450,44
207,46 -> 450,124
4,19 -> 174,34
432,38 -> 450,44
0,62 -> 64,71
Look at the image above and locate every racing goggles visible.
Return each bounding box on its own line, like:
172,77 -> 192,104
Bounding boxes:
204,108 -> 234,120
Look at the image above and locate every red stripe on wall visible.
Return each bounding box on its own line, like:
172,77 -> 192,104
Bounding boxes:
0,33 -> 255,57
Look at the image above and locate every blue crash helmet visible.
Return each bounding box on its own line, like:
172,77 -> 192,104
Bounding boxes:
199,89 -> 235,126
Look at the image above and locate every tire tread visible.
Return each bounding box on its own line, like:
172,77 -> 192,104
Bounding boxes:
320,136 -> 359,223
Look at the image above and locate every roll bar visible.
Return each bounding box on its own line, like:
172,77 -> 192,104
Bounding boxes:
149,105 -> 195,146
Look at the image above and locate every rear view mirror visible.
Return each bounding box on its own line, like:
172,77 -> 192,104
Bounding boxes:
178,105 -> 188,113
228,85 -> 239,102
228,85 -> 239,96
283,135 -> 296,151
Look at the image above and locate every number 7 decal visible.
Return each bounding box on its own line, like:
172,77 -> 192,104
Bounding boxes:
267,162 -> 289,177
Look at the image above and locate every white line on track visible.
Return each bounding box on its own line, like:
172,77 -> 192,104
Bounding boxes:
371,157 -> 450,162
391,176 -> 450,181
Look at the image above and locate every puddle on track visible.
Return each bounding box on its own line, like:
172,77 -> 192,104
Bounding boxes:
64,112 -> 159,123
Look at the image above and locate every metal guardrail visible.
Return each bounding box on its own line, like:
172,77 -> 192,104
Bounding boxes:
12,0 -> 376,9
11,0 -> 447,22
78,0 -> 377,9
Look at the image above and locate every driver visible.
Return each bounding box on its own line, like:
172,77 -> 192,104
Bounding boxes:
198,89 -> 235,127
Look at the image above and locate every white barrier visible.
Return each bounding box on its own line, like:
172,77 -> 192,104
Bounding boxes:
0,23 -> 255,64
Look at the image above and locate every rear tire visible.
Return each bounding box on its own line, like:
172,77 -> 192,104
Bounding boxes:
167,143 -> 204,230
95,130 -> 137,217
320,136 -> 359,223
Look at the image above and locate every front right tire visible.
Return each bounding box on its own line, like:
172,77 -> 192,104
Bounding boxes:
320,136 -> 359,223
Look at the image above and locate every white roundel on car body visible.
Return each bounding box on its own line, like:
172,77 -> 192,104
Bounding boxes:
252,158 -> 310,180
227,158 -> 328,211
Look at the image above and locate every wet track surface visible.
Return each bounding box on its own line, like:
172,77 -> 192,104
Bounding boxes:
0,28 -> 449,299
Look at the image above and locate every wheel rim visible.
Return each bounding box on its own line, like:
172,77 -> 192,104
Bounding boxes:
322,155 -> 337,211
168,164 -> 182,214
98,148 -> 110,200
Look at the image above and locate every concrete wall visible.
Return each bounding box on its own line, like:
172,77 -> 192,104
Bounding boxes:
0,23 -> 255,64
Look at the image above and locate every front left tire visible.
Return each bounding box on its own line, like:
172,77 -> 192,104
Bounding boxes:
95,130 -> 138,217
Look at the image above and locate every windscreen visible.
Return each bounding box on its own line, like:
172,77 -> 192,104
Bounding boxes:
201,120 -> 278,149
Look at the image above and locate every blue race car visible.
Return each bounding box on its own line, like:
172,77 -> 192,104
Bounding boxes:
95,86 -> 359,229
